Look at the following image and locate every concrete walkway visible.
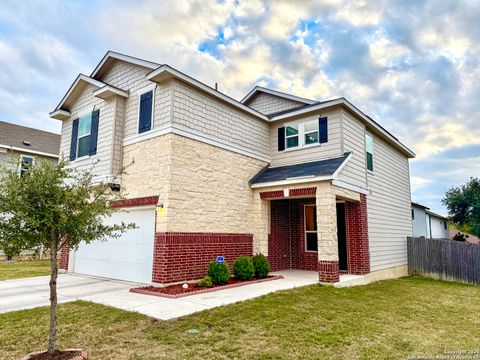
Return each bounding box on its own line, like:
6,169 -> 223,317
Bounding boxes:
0,270 -> 318,320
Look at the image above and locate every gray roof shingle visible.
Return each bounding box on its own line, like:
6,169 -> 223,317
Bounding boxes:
0,121 -> 60,156
250,153 -> 351,185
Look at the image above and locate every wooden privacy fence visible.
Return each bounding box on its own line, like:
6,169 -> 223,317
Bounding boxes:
407,236 -> 480,285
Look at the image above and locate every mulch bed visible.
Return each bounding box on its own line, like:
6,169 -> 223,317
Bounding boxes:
130,275 -> 283,298
22,349 -> 87,360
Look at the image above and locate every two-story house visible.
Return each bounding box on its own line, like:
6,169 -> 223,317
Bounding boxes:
0,121 -> 60,176
50,51 -> 415,285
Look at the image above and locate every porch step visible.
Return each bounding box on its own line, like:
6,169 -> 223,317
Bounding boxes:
334,274 -> 367,288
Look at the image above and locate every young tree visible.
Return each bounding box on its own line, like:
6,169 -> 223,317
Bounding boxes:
443,177 -> 480,237
0,159 -> 135,355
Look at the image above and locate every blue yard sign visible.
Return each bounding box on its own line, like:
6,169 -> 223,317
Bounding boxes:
216,256 -> 224,263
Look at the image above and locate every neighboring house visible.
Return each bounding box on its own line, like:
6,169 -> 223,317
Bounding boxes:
50,51 -> 415,285
0,121 -> 60,175
411,202 -> 449,239
0,121 -> 60,259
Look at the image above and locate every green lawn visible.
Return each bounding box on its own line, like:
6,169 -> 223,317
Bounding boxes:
0,259 -> 51,281
1,277 -> 479,359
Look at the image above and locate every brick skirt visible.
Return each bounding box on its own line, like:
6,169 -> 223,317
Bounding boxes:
152,232 -> 253,283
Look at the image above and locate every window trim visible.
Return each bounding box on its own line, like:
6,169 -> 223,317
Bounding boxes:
76,111 -> 93,159
19,154 -> 34,177
304,204 -> 318,252
136,83 -> 156,135
365,132 -> 374,173
283,119 -> 322,151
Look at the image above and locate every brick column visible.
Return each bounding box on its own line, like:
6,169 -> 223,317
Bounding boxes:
316,183 -> 340,283
345,194 -> 370,274
59,245 -> 70,271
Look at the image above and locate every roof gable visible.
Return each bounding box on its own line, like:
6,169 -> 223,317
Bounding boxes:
50,74 -> 106,115
91,51 -> 160,80
241,86 -> 316,106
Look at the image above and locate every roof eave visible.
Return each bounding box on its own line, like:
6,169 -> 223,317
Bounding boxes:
93,85 -> 129,100
51,74 -> 106,114
250,175 -> 334,189
49,109 -> 71,121
0,143 -> 59,158
147,65 -> 270,122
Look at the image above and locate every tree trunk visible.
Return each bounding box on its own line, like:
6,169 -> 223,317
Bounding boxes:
48,233 -> 58,354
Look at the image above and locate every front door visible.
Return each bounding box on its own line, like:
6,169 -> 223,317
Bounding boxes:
336,203 -> 348,271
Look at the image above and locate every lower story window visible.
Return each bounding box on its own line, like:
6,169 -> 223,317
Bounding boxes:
20,155 -> 33,177
305,205 -> 318,252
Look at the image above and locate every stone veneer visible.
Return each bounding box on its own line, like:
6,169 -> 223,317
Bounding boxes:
160,134 -> 267,233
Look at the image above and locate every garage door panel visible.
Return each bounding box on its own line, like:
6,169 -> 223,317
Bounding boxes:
73,208 -> 155,284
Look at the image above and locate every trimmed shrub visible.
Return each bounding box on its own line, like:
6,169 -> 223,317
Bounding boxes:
233,256 -> 255,280
208,261 -> 230,285
252,253 -> 270,279
197,276 -> 213,288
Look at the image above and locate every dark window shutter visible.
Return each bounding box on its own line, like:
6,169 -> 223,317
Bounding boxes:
278,127 -> 285,151
69,118 -> 79,161
138,91 -> 153,133
89,109 -> 100,156
319,117 -> 328,143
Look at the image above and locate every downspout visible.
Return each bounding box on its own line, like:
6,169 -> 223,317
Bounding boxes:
288,201 -> 292,269
429,215 -> 432,239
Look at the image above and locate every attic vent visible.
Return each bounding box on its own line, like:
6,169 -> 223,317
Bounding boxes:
23,141 -> 31,146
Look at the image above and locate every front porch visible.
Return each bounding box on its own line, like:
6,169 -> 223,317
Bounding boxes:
252,182 -> 370,284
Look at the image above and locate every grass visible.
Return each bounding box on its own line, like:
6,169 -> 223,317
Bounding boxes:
0,259 -> 51,281
0,277 -> 479,359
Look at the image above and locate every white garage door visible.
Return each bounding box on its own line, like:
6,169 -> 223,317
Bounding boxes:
73,208 -> 155,284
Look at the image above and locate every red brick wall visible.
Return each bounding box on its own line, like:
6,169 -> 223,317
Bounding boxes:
345,194 -> 370,274
268,200 -> 291,271
289,199 -> 318,271
269,198 -> 318,272
289,187 -> 317,197
152,232 -> 253,283
59,245 -> 69,270
111,195 -> 159,208
318,260 -> 340,283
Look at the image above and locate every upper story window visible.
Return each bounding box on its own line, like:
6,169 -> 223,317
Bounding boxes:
19,155 -> 33,177
69,110 -> 100,161
365,133 -> 374,171
138,90 -> 154,134
304,120 -> 319,145
77,113 -> 92,158
285,124 -> 299,148
278,117 -> 328,151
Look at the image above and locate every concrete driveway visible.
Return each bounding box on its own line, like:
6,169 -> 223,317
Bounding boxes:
0,271 -> 318,320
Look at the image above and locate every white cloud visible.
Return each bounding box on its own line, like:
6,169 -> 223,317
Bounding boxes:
335,0 -> 386,26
